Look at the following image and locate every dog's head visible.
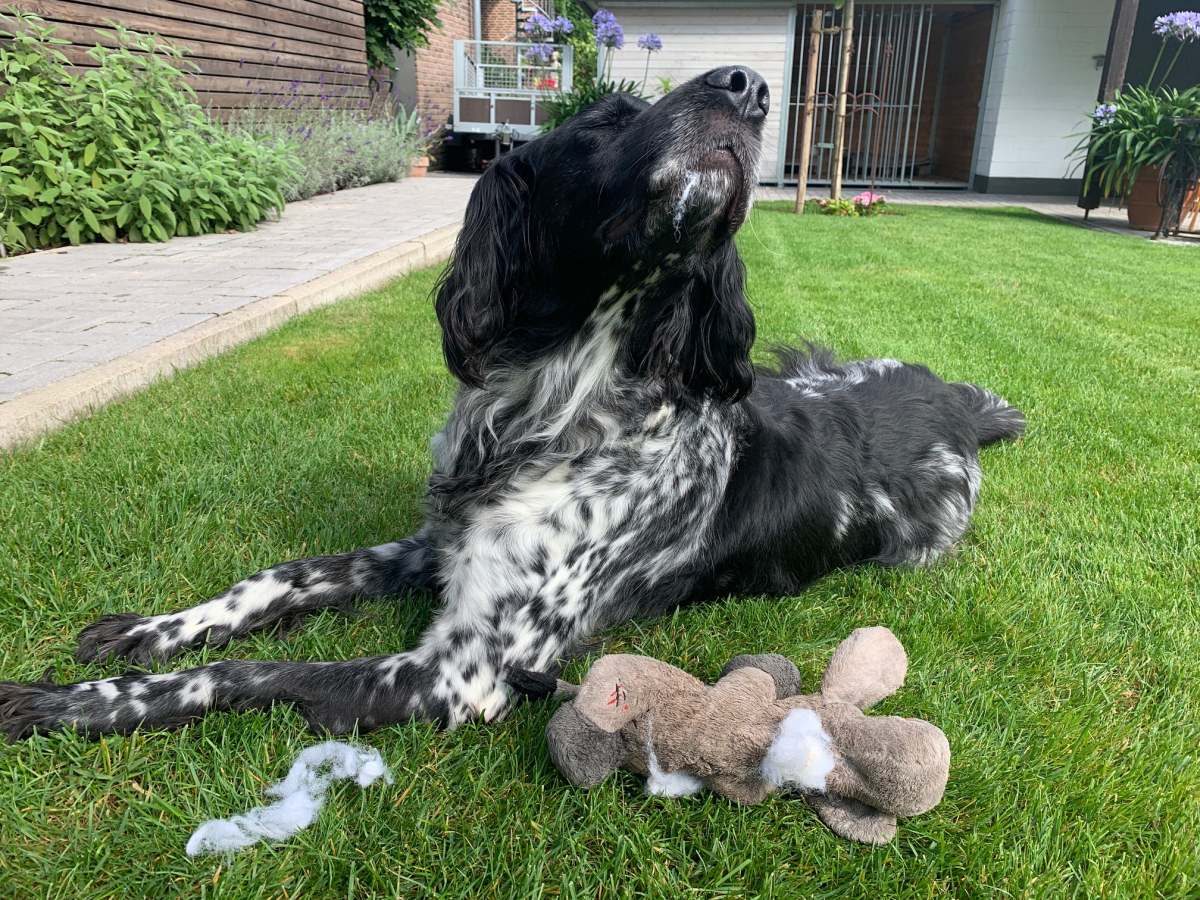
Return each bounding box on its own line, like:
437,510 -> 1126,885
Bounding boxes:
436,67 -> 768,402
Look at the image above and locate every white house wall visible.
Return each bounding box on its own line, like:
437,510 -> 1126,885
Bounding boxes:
975,0 -> 1112,191
605,3 -> 792,182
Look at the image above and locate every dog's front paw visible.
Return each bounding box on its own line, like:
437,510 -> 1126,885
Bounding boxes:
0,680 -> 78,741
75,613 -> 172,665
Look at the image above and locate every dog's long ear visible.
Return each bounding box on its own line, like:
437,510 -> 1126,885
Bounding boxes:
639,239 -> 755,402
435,155 -> 534,385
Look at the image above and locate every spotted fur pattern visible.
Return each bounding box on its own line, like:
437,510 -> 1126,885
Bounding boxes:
0,67 -> 1023,742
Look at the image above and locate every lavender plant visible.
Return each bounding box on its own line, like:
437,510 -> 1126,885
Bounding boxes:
224,81 -> 428,203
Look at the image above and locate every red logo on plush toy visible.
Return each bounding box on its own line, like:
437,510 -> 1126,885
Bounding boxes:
607,682 -> 629,711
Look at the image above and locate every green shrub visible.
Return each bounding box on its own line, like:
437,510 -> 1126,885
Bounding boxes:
363,0 -> 441,70
227,96 -> 426,203
0,13 -> 295,255
541,78 -> 644,132
559,0 -> 598,84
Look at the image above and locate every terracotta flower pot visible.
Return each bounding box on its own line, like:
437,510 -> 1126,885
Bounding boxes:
1125,166 -> 1162,231
1125,165 -> 1200,233
409,155 -> 430,178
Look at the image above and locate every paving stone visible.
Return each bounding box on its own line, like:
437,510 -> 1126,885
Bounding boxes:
0,175 -> 476,406
0,359 -> 96,400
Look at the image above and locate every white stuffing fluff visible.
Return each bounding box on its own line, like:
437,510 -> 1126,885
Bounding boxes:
644,719 -> 704,797
645,746 -> 705,797
761,708 -> 836,792
186,741 -> 393,856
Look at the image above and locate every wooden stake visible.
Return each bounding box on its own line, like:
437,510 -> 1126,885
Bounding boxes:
830,0 -> 855,201
794,9 -> 823,214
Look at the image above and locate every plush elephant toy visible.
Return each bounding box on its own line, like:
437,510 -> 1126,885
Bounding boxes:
518,627 -> 949,844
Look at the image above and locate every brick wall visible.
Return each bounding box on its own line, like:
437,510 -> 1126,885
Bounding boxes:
416,0 -> 476,138
483,0 -> 519,41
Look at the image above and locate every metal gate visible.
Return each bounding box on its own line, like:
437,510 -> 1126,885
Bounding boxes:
787,4 -> 934,186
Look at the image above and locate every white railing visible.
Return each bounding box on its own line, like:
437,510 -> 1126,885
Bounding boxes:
454,40 -> 574,140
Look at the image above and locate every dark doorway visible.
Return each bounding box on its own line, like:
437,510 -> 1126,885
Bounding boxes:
784,3 -> 995,188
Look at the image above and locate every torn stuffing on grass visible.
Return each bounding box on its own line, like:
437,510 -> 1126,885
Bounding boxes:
186,741 -> 393,856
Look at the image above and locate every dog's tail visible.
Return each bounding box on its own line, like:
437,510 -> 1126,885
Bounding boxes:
956,383 -> 1026,446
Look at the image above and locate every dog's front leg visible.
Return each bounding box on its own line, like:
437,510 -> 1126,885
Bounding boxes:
0,589 -> 575,740
0,650 -> 451,740
72,533 -> 438,666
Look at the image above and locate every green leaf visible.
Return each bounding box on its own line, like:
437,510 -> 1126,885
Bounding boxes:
83,142 -> 97,166
138,195 -> 152,221
65,218 -> 81,244
81,206 -> 101,232
33,138 -> 50,160
0,147 -> 18,163
4,219 -> 29,249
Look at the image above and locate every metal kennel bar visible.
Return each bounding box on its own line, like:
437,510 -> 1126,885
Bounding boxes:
788,3 -> 934,187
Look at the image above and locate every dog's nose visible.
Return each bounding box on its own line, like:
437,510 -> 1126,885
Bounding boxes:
704,67 -> 770,119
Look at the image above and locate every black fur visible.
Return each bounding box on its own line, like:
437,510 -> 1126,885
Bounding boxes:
0,67 -> 1021,742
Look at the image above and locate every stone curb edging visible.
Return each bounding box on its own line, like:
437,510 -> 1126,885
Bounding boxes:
0,224 -> 460,451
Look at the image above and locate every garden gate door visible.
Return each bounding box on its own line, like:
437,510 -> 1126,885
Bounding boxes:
788,3 -> 935,186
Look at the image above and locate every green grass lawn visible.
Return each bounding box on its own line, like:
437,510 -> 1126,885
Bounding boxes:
1,205 -> 1197,898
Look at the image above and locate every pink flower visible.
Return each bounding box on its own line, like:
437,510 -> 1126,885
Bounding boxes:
853,191 -> 885,205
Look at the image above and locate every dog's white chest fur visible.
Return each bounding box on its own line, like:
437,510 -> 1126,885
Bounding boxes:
422,291 -> 739,722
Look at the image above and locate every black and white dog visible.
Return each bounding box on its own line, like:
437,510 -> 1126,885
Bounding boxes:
0,68 -> 1022,741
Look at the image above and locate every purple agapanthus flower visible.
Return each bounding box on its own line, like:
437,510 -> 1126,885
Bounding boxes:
525,43 -> 554,65
1153,10 -> 1200,41
524,12 -> 554,39
551,16 -> 574,35
637,33 -> 663,52
593,9 -> 625,50
1093,102 -> 1118,124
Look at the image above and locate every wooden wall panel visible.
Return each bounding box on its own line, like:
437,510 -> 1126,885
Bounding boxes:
7,0 -> 369,110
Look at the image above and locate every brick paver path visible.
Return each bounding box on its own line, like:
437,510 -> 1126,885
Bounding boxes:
0,174 -> 476,405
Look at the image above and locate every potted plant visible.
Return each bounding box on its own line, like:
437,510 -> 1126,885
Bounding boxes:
396,108 -> 434,177
1078,87 -> 1200,229
1072,12 -> 1200,230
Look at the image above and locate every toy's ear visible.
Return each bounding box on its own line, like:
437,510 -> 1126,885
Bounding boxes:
573,655 -> 696,732
821,627 -> 907,710
546,703 -> 625,788
721,653 -> 802,698
807,794 -> 897,845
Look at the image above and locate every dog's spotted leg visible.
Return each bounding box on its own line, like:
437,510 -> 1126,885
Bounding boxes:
0,609 -> 574,739
0,650 -> 459,740
74,534 -> 436,665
